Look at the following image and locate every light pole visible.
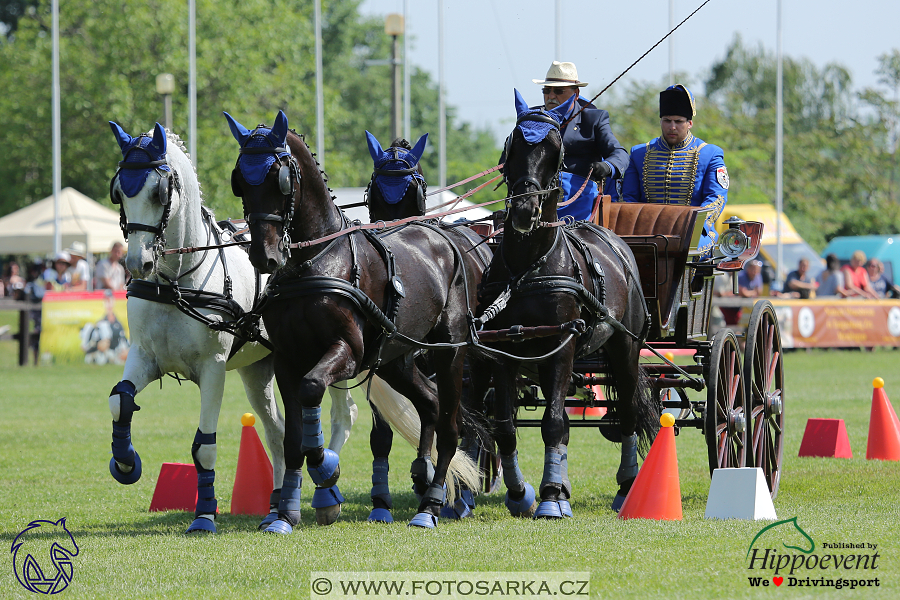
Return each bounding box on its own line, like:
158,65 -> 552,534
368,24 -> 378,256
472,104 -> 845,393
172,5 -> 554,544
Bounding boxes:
385,14 -> 404,141
156,73 -> 175,131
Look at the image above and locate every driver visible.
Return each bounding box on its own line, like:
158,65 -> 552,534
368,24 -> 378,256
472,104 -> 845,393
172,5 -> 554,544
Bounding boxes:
621,84 -> 729,257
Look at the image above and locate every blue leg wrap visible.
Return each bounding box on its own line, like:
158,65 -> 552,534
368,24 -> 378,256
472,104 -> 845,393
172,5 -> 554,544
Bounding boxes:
108,381 -> 142,484
307,448 -> 340,487
311,484 -> 345,508
300,406 -> 325,453
410,483 -> 445,529
410,457 -> 435,501
268,469 -> 302,530
440,488 -> 475,520
504,482 -> 536,517
559,444 -> 571,500
539,447 -> 564,498
499,451 -> 526,493
613,434 -> 639,513
370,457 -> 392,508
258,489 -> 280,530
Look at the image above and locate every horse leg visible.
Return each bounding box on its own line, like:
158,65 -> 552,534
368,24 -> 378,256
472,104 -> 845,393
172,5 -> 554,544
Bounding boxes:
375,355 -> 444,528
236,354 -> 285,530
493,362 -> 537,518
182,363 -> 228,533
534,352 -> 575,519
108,348 -> 158,485
367,402 -> 395,523
327,383 -> 358,454
265,344 -> 356,534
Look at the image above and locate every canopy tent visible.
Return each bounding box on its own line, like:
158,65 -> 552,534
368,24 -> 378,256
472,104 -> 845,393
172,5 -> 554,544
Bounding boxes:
0,187 -> 125,255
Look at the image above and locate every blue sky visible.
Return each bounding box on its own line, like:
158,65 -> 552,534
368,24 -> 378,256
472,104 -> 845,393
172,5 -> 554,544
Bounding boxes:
359,0 -> 900,142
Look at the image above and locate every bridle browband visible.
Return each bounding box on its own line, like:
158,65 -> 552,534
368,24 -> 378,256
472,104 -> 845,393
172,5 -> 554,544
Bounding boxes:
232,129 -> 302,257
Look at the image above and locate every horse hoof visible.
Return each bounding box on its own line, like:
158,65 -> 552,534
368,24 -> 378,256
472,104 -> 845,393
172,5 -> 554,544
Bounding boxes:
368,508 -> 394,523
264,519 -> 294,534
440,490 -> 475,520
534,500 -> 564,519
408,512 -> 438,529
307,449 -> 340,488
186,517 -> 216,534
108,452 -> 142,485
258,512 -> 279,530
315,504 -> 341,526
505,483 -> 536,518
611,494 -> 627,513
559,500 -> 573,518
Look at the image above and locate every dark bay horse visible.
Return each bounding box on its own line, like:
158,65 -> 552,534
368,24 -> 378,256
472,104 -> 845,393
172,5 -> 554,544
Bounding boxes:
225,111 -> 486,530
473,90 -> 658,518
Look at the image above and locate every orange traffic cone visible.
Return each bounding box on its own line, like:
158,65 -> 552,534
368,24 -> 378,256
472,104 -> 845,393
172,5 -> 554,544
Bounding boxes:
618,413 -> 682,521
230,413 -> 274,515
566,381 -> 606,417
149,463 -> 197,512
866,378 -> 900,461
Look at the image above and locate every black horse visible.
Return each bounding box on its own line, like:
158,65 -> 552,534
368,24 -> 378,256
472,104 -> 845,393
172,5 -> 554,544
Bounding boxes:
365,132 -> 428,223
226,111 -> 488,530
472,90 -> 658,518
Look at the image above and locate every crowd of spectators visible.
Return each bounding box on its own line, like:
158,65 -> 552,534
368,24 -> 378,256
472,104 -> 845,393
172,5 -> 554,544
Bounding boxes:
1,241 -> 127,299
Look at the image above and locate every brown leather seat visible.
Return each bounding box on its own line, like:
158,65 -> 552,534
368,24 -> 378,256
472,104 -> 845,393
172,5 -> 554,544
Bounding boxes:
606,203 -> 697,244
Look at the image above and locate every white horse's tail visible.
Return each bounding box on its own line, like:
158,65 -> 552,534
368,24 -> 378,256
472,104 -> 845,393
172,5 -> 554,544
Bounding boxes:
366,375 -> 481,504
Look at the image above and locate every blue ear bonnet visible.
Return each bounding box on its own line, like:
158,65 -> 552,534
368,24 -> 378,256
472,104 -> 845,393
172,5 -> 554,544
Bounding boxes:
367,131 -> 427,205
512,88 -> 570,144
110,122 -> 170,198
224,111 -> 291,186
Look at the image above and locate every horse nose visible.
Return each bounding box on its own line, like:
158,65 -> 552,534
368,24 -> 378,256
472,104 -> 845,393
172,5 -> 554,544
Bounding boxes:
266,257 -> 280,272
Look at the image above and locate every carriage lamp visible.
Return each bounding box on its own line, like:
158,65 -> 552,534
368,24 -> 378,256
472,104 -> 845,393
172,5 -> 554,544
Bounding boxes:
719,217 -> 749,259
156,73 -> 175,131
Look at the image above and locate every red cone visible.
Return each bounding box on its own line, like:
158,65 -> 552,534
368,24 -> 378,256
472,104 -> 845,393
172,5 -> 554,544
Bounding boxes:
230,413 -> 274,515
618,414 -> 682,521
867,378 -> 900,461
149,463 -> 197,512
798,418 -> 853,458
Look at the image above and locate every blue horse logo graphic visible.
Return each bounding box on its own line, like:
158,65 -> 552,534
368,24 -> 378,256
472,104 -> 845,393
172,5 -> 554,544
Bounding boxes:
11,518 -> 79,594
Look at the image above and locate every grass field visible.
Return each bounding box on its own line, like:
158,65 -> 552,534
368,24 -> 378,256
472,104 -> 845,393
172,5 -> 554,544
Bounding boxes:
0,330 -> 898,599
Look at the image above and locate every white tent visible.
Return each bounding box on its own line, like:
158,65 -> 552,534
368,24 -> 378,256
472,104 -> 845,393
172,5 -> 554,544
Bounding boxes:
0,187 -> 125,255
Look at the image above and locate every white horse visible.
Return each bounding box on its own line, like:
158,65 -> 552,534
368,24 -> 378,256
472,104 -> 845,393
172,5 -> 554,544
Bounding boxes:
106,122 -> 359,532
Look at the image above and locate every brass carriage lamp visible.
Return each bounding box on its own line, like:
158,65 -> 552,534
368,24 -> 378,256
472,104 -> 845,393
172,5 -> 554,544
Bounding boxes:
384,14 -> 404,141
156,73 -> 175,131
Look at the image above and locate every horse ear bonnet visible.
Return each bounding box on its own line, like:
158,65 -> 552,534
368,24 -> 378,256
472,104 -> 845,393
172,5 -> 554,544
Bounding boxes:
225,111 -> 292,193
108,121 -> 171,205
366,130 -> 428,211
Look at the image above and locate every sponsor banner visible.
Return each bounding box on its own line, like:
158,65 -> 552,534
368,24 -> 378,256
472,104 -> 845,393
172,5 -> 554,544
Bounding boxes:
769,299 -> 900,348
41,291 -> 130,365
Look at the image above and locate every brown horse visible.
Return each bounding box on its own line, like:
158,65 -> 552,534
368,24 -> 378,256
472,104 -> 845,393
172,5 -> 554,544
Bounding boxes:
225,111 -> 487,530
473,90 -> 658,518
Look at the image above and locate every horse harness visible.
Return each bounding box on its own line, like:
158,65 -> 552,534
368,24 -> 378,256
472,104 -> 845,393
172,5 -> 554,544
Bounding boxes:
501,111 -> 565,217
477,222 -> 651,354
126,207 -> 273,357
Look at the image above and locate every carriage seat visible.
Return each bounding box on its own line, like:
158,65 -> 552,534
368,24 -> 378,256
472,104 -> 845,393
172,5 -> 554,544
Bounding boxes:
605,203 -> 699,246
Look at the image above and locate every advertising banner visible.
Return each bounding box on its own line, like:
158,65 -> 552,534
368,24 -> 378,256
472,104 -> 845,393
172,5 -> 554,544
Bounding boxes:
41,290 -> 130,364
770,299 -> 900,348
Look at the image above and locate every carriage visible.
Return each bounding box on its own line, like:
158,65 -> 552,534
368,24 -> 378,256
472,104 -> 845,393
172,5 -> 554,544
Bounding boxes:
476,197 -> 785,499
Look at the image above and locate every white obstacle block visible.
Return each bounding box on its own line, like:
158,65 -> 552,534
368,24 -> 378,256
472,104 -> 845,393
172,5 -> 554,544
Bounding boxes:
704,467 -> 777,520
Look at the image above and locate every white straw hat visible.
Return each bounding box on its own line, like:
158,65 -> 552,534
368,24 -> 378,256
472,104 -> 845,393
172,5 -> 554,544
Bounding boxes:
65,241 -> 87,257
532,61 -> 588,87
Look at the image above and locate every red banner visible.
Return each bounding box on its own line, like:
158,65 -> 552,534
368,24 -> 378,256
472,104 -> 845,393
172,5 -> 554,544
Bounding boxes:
769,299 -> 900,348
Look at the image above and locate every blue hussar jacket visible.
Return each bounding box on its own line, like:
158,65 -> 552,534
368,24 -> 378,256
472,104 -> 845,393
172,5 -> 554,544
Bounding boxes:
621,133 -> 729,256
557,98 -> 629,222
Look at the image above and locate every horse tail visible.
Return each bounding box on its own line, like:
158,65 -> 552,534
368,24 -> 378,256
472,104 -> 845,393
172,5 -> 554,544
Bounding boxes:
632,364 -> 660,457
366,375 -> 481,504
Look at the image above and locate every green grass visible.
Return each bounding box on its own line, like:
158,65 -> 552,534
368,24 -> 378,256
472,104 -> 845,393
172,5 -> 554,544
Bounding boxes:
1,350 -> 899,599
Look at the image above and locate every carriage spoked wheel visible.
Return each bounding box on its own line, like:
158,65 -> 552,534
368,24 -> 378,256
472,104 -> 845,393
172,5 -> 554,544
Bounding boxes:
704,328 -> 747,475
743,300 -> 785,499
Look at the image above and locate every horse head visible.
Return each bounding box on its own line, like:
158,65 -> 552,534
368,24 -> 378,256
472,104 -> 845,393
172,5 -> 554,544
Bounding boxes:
365,131 -> 428,223
225,110 -> 307,273
108,121 -> 192,279
502,89 -> 572,234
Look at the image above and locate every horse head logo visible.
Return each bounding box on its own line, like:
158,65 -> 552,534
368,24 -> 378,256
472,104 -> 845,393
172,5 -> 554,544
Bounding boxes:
747,516 -> 816,559
11,518 -> 79,594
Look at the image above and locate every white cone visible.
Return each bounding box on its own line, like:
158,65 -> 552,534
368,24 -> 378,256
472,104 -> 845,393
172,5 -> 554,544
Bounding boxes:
704,467 -> 777,520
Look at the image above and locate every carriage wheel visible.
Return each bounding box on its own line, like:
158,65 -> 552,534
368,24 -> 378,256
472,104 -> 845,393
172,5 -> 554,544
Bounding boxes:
704,328 -> 747,475
743,300 -> 785,499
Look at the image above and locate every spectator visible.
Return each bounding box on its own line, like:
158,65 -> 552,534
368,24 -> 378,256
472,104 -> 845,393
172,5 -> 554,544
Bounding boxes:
2,260 -> 26,298
841,250 -> 878,299
94,242 -> 126,291
43,252 -> 72,291
866,258 -> 900,298
784,258 -> 818,299
65,241 -> 91,291
738,260 -> 764,298
817,254 -> 848,297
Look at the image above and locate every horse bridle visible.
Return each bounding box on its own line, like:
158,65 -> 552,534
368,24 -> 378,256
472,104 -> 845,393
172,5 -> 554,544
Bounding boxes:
503,112 -> 565,217
231,127 -> 302,256
366,148 -> 427,214
109,135 -> 182,243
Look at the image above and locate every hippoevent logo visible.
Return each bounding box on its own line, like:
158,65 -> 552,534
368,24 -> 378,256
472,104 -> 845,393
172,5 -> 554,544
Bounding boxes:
746,517 -> 881,590
11,518 -> 79,594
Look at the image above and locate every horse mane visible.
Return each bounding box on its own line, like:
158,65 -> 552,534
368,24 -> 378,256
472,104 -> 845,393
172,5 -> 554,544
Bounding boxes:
286,128 -> 334,199
158,127 -> 211,217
